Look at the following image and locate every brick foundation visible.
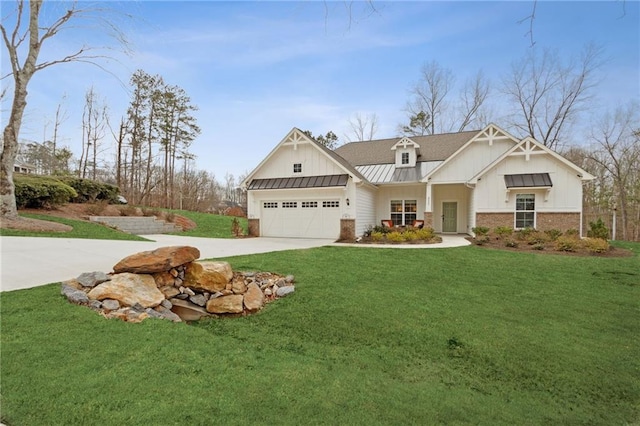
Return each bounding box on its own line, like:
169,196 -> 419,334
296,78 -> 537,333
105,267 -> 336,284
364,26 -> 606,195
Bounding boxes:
536,212 -> 580,232
476,212 -> 581,233
248,219 -> 260,237
475,213 -> 513,230
423,212 -> 433,228
340,218 -> 356,240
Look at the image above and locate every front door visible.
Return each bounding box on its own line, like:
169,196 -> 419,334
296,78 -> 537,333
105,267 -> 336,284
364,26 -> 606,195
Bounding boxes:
442,202 -> 457,233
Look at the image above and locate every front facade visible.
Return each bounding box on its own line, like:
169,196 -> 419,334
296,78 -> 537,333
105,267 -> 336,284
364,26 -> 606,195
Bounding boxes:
242,124 -> 594,240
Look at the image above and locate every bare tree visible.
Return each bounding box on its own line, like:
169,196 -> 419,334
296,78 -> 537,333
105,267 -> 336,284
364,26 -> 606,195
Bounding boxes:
456,71 -> 491,132
586,102 -> 640,240
402,63 -> 489,135
346,112 -> 378,141
502,44 -> 603,150
406,61 -> 454,135
1,0 -> 129,219
79,87 -> 107,179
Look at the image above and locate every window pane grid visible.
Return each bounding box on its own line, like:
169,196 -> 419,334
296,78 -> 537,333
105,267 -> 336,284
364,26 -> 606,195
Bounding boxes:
389,199 -> 418,226
515,194 -> 535,228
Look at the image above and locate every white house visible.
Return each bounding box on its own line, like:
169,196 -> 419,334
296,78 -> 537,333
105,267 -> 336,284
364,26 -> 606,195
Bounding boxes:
241,124 -> 594,240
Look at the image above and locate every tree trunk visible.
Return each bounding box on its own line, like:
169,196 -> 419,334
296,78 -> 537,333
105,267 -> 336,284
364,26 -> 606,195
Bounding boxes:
1,1 -> 43,219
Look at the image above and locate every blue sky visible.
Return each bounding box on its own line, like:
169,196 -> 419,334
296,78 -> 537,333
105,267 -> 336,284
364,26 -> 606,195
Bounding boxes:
2,1 -> 639,179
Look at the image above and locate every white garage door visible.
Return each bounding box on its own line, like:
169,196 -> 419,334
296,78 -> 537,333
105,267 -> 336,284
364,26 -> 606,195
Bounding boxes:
261,199 -> 341,238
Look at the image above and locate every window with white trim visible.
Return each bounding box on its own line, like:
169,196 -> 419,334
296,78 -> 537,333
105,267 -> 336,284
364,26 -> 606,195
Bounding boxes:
515,194 -> 535,229
293,163 -> 302,173
322,201 -> 339,208
390,200 -> 417,226
263,202 -> 278,208
282,201 -> 297,208
301,201 -> 318,208
401,152 -> 409,165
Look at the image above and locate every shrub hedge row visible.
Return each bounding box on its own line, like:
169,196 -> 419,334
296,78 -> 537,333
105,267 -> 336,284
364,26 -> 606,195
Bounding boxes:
14,174 -> 121,208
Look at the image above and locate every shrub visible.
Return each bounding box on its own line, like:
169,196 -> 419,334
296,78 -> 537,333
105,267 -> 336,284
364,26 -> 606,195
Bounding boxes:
544,229 -> 563,241
84,200 -> 109,216
532,243 -> 545,250
554,236 -> 579,252
583,237 -> 610,253
386,231 -> 404,243
415,227 -> 435,241
587,218 -> 609,240
371,231 -> 384,242
402,230 -> 420,241
494,226 -> 513,238
14,174 -> 77,208
224,206 -> 245,217
516,227 -> 535,240
472,226 -> 490,236
164,211 -> 176,223
119,205 -> 139,216
564,228 -> 580,237
141,208 -> 161,217
371,225 -> 391,235
57,177 -> 120,203
526,231 -> 550,245
231,217 -> 243,237
504,239 -> 518,248
474,236 -> 490,245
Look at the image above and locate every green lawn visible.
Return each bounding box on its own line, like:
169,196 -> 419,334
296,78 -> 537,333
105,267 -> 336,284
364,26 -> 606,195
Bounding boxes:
1,243 -> 638,425
0,210 -> 246,239
0,213 -> 149,241
165,209 -> 248,238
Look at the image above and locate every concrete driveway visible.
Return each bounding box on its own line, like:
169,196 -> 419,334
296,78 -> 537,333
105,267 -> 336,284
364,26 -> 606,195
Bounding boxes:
0,235 -> 333,292
0,234 -> 470,292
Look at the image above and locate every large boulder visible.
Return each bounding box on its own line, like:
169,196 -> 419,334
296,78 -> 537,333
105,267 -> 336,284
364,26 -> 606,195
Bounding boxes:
184,261 -> 233,293
243,282 -> 265,311
170,298 -> 211,321
113,246 -> 200,274
206,294 -> 244,314
88,273 -> 164,308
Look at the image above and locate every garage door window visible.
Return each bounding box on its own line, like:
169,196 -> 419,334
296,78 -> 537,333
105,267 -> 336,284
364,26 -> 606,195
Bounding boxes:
302,201 -> 318,208
283,202 -> 297,208
263,202 -> 278,208
323,201 -> 339,208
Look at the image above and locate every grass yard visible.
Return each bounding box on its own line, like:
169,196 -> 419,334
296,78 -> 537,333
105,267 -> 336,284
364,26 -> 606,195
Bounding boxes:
0,213 -> 149,241
1,243 -> 638,425
165,209 -> 247,238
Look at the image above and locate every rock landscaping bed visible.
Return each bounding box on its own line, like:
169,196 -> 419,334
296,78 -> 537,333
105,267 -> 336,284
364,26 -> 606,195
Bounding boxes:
61,246 -> 295,323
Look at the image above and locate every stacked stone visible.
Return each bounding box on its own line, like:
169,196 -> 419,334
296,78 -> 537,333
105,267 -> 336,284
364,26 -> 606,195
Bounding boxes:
60,246 -> 295,323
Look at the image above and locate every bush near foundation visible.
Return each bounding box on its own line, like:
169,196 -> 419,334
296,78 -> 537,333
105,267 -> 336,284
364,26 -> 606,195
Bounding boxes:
587,218 -> 609,240
554,236 -> 580,252
583,237 -> 610,253
14,174 -> 77,208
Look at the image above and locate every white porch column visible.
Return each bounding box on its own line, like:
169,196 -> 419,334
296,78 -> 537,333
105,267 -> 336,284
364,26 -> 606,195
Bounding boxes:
425,182 -> 433,212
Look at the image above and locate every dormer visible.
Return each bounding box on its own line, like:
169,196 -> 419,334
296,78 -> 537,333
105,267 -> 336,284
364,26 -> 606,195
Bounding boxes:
391,137 -> 420,168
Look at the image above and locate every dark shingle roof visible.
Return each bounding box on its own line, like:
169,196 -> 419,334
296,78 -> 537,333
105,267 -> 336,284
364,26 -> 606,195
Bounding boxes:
334,130 -> 479,166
